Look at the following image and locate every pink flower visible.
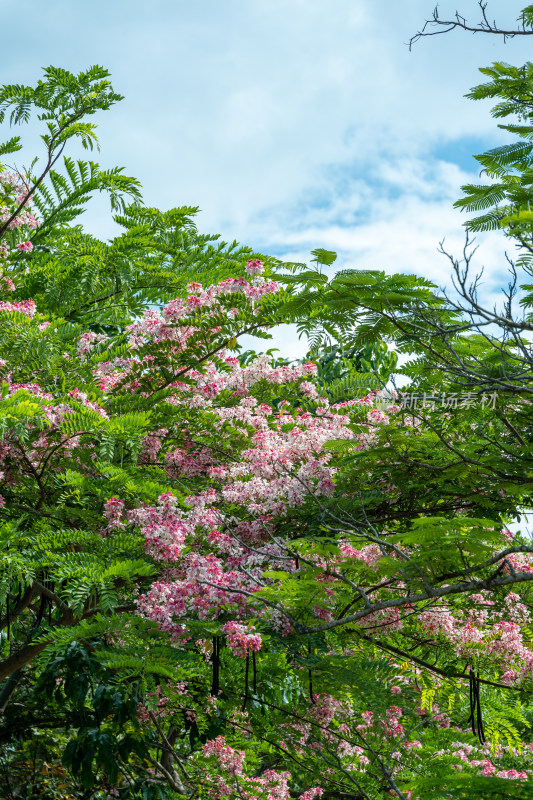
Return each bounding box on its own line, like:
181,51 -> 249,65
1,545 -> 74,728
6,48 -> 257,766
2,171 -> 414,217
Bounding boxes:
15,240 -> 33,252
300,380 -> 318,399
0,299 -> 36,318
0,277 -> 15,291
221,621 -> 262,657
245,259 -> 264,276
202,736 -> 245,776
299,789 -> 323,800
103,497 -> 125,528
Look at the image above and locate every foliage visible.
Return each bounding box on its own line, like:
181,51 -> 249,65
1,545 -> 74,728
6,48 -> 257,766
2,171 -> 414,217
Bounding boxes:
3,42 -> 533,800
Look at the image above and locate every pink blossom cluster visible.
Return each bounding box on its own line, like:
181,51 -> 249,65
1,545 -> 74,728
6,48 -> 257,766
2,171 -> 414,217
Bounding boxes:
0,299 -> 36,318
384,706 -> 404,738
245,259 -> 264,276
0,170 -> 39,222
136,684 -> 171,725
93,357 -> 133,392
15,240 -> 33,252
76,331 -> 108,358
220,621 -> 262,657
353,706 -> 407,742
417,590 -> 533,684
307,694 -> 346,727
103,497 -> 125,529
165,444 -> 213,476
207,402 -> 355,516
0,379 -> 109,488
339,542 -> 382,568
132,367 -> 397,641
0,276 -> 15,292
221,355 -> 317,396
0,167 -> 39,265
134,489 -> 277,634
358,606 -> 404,634
0,169 -> 33,205
1,209 -> 39,230
139,430 -> 166,463
442,741 -> 532,781
202,736 -> 245,776
199,736 -> 319,800
298,789 -> 323,800
67,387 -> 108,418
126,274 -> 280,350
137,555 -> 259,637
278,693 -> 428,781
0,169 -> 39,291
128,491 -> 205,562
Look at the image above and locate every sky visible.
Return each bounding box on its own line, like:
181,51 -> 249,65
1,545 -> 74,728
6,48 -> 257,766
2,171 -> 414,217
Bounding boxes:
1,0 -> 532,357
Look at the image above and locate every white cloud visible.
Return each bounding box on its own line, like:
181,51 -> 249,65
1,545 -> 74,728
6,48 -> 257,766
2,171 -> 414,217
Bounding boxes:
0,0 -> 528,358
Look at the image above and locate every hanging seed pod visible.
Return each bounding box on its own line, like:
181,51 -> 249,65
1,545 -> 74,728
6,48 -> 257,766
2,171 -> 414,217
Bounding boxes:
308,642 -> 315,704
467,668 -> 485,744
210,636 -> 220,696
252,650 -> 257,694
241,652 -> 250,712
35,592 -> 47,629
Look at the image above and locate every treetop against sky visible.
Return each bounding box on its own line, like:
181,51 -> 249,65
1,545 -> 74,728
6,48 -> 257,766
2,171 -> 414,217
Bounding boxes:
2,4 -> 533,799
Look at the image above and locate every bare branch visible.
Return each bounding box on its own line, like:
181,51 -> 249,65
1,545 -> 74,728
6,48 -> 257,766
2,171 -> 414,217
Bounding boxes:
409,2 -> 533,50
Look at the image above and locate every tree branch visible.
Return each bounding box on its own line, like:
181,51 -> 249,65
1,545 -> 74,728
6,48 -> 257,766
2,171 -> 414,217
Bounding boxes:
409,2 -> 533,50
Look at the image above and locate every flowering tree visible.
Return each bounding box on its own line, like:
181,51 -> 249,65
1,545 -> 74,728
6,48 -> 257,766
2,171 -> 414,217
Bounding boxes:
2,57 -> 533,800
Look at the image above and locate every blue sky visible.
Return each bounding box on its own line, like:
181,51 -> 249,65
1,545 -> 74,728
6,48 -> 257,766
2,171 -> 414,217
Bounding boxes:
1,0 -> 531,356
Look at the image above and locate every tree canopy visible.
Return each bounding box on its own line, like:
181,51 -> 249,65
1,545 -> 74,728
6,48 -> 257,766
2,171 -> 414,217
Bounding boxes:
3,15 -> 533,799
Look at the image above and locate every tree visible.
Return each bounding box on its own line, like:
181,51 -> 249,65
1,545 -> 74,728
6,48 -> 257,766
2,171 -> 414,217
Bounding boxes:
4,40 -> 533,800
0,65 -> 298,798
